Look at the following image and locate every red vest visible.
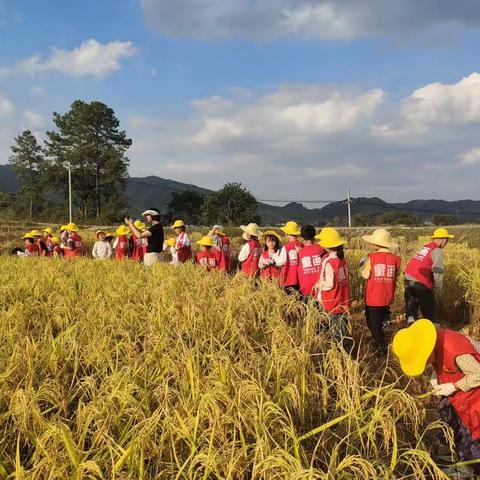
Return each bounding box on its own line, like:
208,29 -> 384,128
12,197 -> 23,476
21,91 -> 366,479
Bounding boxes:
115,235 -> 129,260
70,233 -> 83,253
241,239 -> 261,277
297,244 -> 324,296
281,241 -> 301,287
25,243 -> 40,256
213,235 -> 231,272
37,239 -> 50,257
64,248 -> 80,258
196,251 -> 218,271
434,329 -> 480,440
404,241 -> 438,289
176,233 -> 192,263
260,251 -> 281,280
131,235 -> 144,261
365,251 -> 401,307
320,256 -> 351,314
52,245 -> 63,257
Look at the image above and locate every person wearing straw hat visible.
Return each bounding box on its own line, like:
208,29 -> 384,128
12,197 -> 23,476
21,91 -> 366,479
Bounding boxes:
298,225 -> 326,298
22,232 -> 39,257
43,227 -> 55,254
115,225 -> 131,260
31,229 -> 49,256
126,208 -> 164,267
275,221 -> 303,292
315,228 -> 353,352
164,237 -> 179,266
360,229 -> 401,354
195,236 -> 218,271
258,230 -> 282,280
50,236 -> 63,258
131,220 -> 147,262
404,227 -> 455,325
59,225 -> 69,246
393,319 -> 480,473
66,223 -> 84,255
92,230 -> 112,260
172,219 -> 192,263
238,223 -> 263,277
208,225 -> 231,273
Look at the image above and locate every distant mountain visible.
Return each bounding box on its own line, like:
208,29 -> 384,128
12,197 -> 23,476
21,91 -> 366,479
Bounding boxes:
1,164 -> 480,223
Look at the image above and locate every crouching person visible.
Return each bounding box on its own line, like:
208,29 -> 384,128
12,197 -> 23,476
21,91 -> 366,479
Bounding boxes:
393,319 -> 480,476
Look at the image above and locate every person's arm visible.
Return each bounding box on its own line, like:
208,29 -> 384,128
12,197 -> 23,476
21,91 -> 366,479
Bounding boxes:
92,242 -> 99,259
126,218 -> 152,239
258,254 -> 269,269
238,243 -> 250,262
432,248 -> 444,289
360,257 -> 371,279
272,246 -> 287,267
321,262 -> 335,291
454,354 -> 480,391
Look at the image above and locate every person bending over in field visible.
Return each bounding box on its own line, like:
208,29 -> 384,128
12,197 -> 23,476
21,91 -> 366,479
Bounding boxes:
314,228 -> 353,353
404,228 -> 454,325
360,229 -> 401,355
195,236 -> 218,271
126,208 -> 164,267
258,230 -> 282,281
393,319 -> 480,477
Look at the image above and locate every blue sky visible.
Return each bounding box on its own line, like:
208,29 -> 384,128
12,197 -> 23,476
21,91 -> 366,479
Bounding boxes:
1,0 -> 480,203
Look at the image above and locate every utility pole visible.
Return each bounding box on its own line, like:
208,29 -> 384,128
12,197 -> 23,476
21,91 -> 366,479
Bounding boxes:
347,188 -> 352,227
68,163 -> 73,223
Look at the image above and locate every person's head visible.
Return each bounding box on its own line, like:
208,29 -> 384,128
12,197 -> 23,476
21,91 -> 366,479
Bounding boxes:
361,228 -> 398,252
241,223 -> 262,243
210,225 -> 225,237
431,228 -> 454,249
265,234 -> 280,252
11,247 -> 23,256
196,235 -> 214,252
300,225 -> 316,244
50,236 -> 60,246
96,230 -> 106,242
142,208 -> 161,224
172,220 -> 186,235
105,233 -> 114,243
30,229 -> 43,240
281,221 -> 301,242
23,233 -> 34,245
44,227 -> 54,239
319,228 -> 346,259
116,225 -> 130,238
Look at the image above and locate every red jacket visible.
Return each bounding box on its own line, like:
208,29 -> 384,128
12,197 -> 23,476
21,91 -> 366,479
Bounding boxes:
365,251 -> 401,307
404,241 -> 438,289
297,244 -> 325,296
320,256 -> 351,314
241,239 -> 261,277
196,251 -> 218,271
434,329 -> 480,440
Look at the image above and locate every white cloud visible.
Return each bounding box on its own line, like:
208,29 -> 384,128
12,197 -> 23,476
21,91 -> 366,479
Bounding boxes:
460,148 -> 480,166
0,39 -> 136,78
30,85 -> 45,96
22,110 -> 45,129
0,94 -> 15,116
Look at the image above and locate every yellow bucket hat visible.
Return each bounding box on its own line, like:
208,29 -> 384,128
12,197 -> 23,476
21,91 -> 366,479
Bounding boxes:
315,227 -> 336,241
319,228 -> 346,249
432,227 -> 454,239
165,238 -> 176,247
134,220 -> 146,231
116,225 -> 130,236
30,229 -> 43,237
392,319 -> 437,376
281,221 -> 301,236
50,236 -> 60,245
60,225 -> 68,232
240,223 -> 263,238
362,229 -> 398,250
261,230 -> 282,243
197,235 -> 215,247
23,232 -> 34,239
172,220 -> 185,229
44,227 -> 54,235
66,223 -> 78,232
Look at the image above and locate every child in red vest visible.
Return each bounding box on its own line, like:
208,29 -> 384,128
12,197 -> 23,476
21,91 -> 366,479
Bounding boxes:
238,223 -> 262,277
393,319 -> 480,476
360,229 -> 401,354
66,223 -> 84,256
50,236 -> 64,258
258,230 -> 282,280
195,236 -> 218,271
209,225 -> 231,273
404,227 -> 454,324
297,225 -> 325,299
31,229 -> 49,256
172,220 -> 192,263
276,221 -> 302,292
115,225 -> 130,260
64,239 -> 80,258
315,228 -> 352,352
22,233 -> 39,256
131,220 -> 146,262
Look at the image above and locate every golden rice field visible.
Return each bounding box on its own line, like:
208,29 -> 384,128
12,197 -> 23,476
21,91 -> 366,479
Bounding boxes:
2,222 -> 480,478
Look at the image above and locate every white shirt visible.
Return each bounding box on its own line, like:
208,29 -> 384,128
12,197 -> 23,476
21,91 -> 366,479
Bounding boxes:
92,240 -> 112,259
175,232 -> 190,251
238,243 -> 251,262
314,252 -> 337,300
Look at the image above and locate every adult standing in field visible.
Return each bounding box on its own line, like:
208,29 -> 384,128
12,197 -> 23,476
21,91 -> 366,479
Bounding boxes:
360,229 -> 401,354
275,221 -> 302,293
393,319 -> 480,476
238,223 -> 262,277
172,220 -> 192,263
404,228 -> 454,325
209,225 -> 231,273
297,225 -> 325,299
126,208 -> 164,267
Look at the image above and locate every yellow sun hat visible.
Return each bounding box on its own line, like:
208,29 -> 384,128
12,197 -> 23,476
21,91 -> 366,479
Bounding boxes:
60,225 -> 68,232
197,235 -> 215,247
240,223 -> 263,238
211,225 -> 225,235
392,319 -> 437,376
362,229 -> 398,250
50,236 -> 60,245
172,220 -> 185,229
280,221 -> 301,236
134,220 -> 146,231
23,232 -> 34,239
319,228 -> 346,249
165,238 -> 176,247
43,227 -> 54,235
261,230 -> 282,243
315,227 -> 336,241
66,223 -> 78,232
30,229 -> 43,237
432,227 -> 455,239
116,225 -> 130,236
